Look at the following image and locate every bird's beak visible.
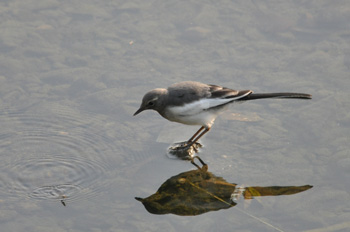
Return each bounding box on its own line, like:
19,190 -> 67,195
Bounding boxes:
133,107 -> 144,116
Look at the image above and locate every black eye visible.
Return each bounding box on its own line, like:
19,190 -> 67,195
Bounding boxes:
148,101 -> 154,106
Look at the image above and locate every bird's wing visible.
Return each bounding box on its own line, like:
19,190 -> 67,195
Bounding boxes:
166,82 -> 252,116
167,81 -> 212,105
208,84 -> 252,100
168,89 -> 252,116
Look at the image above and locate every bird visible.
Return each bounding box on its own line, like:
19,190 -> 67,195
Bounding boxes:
134,81 -> 311,147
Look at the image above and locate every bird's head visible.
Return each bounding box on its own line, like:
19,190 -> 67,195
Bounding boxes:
133,88 -> 167,116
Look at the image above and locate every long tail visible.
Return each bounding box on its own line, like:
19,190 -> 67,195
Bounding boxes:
238,92 -> 312,101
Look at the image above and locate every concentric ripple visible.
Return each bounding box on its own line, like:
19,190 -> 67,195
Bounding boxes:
0,103 -> 120,203
30,184 -> 81,200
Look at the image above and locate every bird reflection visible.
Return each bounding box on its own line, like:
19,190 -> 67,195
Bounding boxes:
135,159 -> 312,216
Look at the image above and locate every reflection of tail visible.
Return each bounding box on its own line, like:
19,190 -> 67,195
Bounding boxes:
245,185 -> 313,198
239,92 -> 312,101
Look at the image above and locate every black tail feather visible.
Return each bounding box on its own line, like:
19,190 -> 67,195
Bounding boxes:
238,92 -> 312,101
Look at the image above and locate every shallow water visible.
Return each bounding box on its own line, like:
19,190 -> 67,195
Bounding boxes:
0,1 -> 349,231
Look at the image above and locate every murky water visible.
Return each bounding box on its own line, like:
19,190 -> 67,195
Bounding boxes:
0,1 -> 349,231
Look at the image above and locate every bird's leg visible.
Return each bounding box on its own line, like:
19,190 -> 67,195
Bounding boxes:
188,127 -> 211,146
187,126 -> 205,143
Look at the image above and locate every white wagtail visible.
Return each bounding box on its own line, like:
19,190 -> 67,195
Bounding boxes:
134,81 -> 311,146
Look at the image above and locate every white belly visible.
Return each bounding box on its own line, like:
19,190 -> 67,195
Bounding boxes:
167,110 -> 219,127
163,99 -> 231,127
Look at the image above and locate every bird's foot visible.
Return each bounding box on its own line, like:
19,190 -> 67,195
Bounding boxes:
167,141 -> 202,160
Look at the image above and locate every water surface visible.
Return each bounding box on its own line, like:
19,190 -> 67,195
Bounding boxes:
0,1 -> 349,231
